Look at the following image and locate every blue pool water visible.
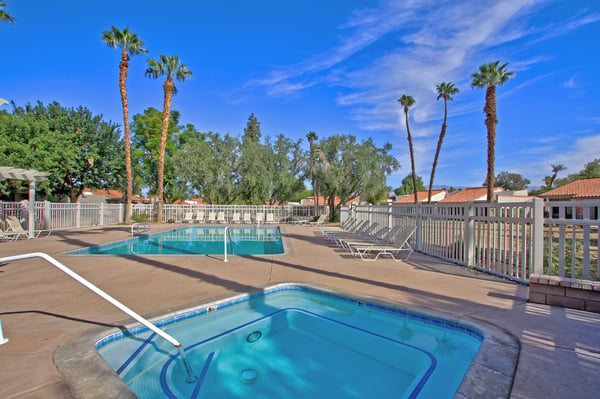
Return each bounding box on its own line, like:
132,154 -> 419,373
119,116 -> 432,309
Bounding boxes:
97,285 -> 482,399
68,226 -> 284,255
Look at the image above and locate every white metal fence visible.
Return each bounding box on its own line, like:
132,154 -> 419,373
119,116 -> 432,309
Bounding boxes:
343,199 -> 600,283
0,201 -> 327,232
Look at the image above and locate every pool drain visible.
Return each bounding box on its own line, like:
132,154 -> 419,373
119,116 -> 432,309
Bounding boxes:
246,330 -> 262,343
238,368 -> 259,384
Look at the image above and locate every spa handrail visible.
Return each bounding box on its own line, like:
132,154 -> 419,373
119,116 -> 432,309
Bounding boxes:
0,252 -> 181,349
223,226 -> 234,262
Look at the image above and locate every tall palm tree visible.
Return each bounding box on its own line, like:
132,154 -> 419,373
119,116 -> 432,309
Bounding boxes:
398,95 -> 418,204
102,26 -> 147,223
548,163 -> 566,188
0,1 -> 15,23
428,82 -> 459,203
145,55 -> 192,222
306,131 -> 319,215
471,61 -> 514,202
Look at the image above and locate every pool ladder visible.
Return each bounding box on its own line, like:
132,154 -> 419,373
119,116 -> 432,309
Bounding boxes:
0,252 -> 197,382
223,226 -> 234,262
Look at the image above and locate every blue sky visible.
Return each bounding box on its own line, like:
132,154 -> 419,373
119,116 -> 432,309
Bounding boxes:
1,0 -> 599,190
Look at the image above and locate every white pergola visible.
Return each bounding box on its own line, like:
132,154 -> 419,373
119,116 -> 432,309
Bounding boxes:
0,167 -> 50,238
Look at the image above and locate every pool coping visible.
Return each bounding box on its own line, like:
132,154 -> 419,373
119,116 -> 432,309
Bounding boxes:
54,282 -> 520,399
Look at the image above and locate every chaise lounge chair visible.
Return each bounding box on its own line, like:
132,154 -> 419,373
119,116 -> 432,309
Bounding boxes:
351,225 -> 416,261
5,216 -> 51,239
231,212 -> 241,224
182,212 -> 194,223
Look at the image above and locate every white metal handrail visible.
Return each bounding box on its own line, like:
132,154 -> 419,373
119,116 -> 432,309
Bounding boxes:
131,222 -> 150,237
223,226 -> 234,262
0,252 -> 181,348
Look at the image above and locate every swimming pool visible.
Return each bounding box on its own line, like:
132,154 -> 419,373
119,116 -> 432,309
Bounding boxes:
95,284 -> 483,399
68,226 -> 284,255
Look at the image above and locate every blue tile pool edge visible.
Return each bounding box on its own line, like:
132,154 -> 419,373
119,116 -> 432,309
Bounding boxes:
53,283 -> 521,399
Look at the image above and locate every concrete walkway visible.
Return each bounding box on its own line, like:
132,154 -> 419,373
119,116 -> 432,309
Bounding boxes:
0,224 -> 599,398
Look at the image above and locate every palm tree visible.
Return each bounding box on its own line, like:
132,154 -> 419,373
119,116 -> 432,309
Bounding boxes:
102,26 -> 147,223
0,1 -> 15,23
398,95 -> 418,204
471,61 -> 515,202
428,82 -> 459,203
548,164 -> 566,188
145,55 -> 192,222
306,131 -> 319,215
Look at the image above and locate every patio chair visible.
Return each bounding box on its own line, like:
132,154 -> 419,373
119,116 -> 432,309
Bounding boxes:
255,213 -> 264,224
194,210 -> 205,224
182,212 -> 194,223
351,225 -> 416,262
340,224 -> 402,251
328,222 -> 379,247
265,213 -> 275,223
5,216 -> 51,239
0,226 -> 24,241
217,211 -> 226,223
207,211 -> 217,224
242,212 -> 252,223
307,214 -> 327,227
231,212 -> 241,224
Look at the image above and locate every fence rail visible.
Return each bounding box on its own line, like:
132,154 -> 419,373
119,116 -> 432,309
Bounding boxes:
343,199 -> 599,283
0,201 -> 327,232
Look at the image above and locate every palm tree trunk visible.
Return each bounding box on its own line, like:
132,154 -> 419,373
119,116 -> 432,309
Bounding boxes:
405,110 -> 418,204
157,77 -> 174,223
429,98 -> 448,204
119,49 -> 132,223
484,85 -> 497,203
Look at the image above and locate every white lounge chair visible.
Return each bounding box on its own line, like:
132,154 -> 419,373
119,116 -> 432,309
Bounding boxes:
194,210 -> 205,224
265,213 -> 275,223
1,226 -> 24,241
5,216 -> 51,239
207,211 -> 217,224
217,211 -> 226,223
352,226 -> 416,261
255,213 -> 264,223
182,212 -> 194,223
231,212 -> 241,224
242,212 -> 252,223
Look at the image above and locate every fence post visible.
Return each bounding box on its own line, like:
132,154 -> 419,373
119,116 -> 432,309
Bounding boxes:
388,203 -> 393,230
120,203 -> 125,224
464,203 -> 475,266
99,203 -> 104,226
415,203 -> 422,251
76,202 -> 81,228
532,198 -> 544,275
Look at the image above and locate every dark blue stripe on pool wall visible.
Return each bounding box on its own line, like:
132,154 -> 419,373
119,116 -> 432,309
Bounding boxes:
116,332 -> 157,376
191,351 -> 215,399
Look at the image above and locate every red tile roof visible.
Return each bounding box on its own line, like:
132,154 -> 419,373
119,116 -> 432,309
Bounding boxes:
394,190 -> 446,203
440,187 -> 504,203
539,178 -> 600,199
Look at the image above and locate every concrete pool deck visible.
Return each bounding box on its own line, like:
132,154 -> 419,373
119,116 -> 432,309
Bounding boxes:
0,223 -> 599,398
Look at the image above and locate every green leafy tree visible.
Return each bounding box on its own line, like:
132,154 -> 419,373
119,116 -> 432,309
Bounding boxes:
102,26 -> 147,223
0,1 -> 15,24
493,171 -> 530,191
554,159 -> 600,187
398,95 -> 418,204
394,174 -> 425,196
238,114 -> 271,204
130,107 -> 182,199
315,135 -> 399,218
174,132 -> 240,204
429,82 -> 458,203
145,55 -> 192,222
267,135 -> 306,204
0,102 -> 124,202
471,61 -> 515,202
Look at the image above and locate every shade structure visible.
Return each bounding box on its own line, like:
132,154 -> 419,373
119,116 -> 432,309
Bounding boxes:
0,167 -> 50,238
